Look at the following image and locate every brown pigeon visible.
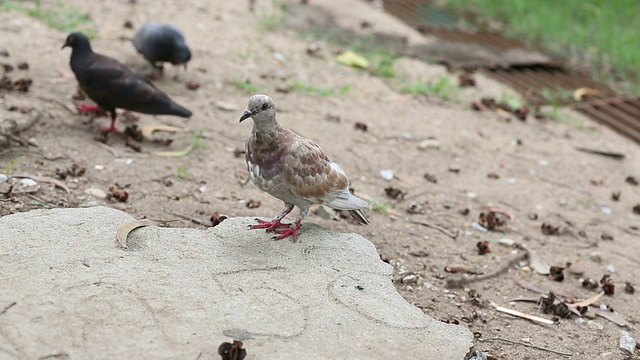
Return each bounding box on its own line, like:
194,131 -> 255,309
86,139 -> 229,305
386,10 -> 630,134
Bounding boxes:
62,32 -> 192,132
240,94 -> 369,241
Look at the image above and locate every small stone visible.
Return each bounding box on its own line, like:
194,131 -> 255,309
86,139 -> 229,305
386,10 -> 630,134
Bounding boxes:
587,321 -> 603,331
417,139 -> 440,151
620,331 -> 636,355
606,264 -> 615,273
84,188 -> 106,199
0,174 -> 7,182
94,165 -> 105,170
448,165 -> 461,173
380,169 -> 394,181
215,101 -> 238,111
471,222 -> 488,233
506,177 -> 516,184
199,185 -> 206,193
589,252 -> 602,263
20,178 -> 37,187
401,274 -> 418,284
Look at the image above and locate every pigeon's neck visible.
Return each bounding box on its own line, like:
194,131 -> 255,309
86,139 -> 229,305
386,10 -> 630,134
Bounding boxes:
251,117 -> 281,137
70,45 -> 94,68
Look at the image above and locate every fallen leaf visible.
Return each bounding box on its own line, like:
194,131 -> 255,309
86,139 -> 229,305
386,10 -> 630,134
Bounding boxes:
569,291 -> 604,308
593,309 -> 631,327
572,87 -> 600,101
336,51 -> 369,69
140,124 -> 188,139
150,144 -> 194,157
116,219 -> 165,248
521,245 -> 550,275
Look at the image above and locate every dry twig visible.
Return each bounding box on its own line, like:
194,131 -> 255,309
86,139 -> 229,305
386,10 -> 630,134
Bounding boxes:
446,252 -> 526,288
479,335 -> 573,357
408,219 -> 458,239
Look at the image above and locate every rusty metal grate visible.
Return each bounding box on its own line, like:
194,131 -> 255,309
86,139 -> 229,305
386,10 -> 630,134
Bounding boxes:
383,0 -> 526,49
484,65 -> 618,105
416,26 -> 526,49
574,97 -> 640,143
374,0 -> 640,144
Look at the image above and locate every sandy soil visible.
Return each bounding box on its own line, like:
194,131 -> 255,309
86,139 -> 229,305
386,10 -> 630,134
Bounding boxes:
1,0 -> 639,358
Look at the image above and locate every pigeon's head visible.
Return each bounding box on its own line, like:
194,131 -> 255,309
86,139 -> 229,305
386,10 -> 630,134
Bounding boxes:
62,32 -> 91,51
239,94 -> 276,123
172,46 -> 192,66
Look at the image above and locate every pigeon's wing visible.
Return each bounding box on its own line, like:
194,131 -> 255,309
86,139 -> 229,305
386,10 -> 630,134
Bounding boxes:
281,136 -> 349,202
81,55 -> 190,116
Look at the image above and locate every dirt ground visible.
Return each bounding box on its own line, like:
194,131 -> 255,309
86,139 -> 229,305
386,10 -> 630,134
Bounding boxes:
1,0 -> 639,358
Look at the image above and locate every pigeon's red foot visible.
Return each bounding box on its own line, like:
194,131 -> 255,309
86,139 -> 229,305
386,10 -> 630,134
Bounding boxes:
273,223 -> 301,241
98,123 -> 119,133
249,218 -> 291,232
76,103 -> 102,114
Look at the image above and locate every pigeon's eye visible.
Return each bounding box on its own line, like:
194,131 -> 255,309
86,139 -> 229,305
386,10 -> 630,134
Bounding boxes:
261,103 -> 269,111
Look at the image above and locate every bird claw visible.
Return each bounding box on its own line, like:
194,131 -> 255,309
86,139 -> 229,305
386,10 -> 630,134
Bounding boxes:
272,225 -> 301,242
249,218 -> 291,232
76,103 -> 102,114
98,126 -> 119,133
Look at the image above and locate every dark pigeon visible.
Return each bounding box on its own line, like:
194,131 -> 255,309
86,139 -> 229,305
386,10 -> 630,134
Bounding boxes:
62,32 -> 192,132
240,94 -> 369,241
133,22 -> 191,74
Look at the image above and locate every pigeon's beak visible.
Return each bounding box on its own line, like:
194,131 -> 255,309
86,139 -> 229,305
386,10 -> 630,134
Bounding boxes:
239,109 -> 254,123
61,42 -> 68,50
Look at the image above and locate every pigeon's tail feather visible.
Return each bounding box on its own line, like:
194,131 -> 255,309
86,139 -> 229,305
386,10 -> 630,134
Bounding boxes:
325,191 -> 368,211
348,209 -> 370,226
325,191 -> 370,225
168,102 -> 193,117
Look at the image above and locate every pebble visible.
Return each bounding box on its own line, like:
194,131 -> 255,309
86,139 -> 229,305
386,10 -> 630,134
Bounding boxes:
589,251 -> 602,263
587,321 -> 603,331
606,264 -> 615,273
380,169 -> 394,181
471,222 -> 488,232
417,138 -> 440,150
601,205 -> 612,215
216,101 -> 238,111
19,178 -> 37,187
84,188 -> 106,199
401,274 -> 418,284
0,174 -> 7,182
619,331 -> 637,355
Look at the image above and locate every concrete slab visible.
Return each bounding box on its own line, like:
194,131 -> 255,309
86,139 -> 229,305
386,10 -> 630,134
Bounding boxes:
0,207 -> 473,359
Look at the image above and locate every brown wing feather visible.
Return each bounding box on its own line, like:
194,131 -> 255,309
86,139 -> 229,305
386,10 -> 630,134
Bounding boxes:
282,136 -> 348,199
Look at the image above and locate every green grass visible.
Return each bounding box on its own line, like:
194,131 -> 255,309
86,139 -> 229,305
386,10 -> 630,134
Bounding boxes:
368,197 -> 394,215
367,48 -> 396,78
443,0 -> 640,93
1,156 -> 24,173
257,0 -> 288,31
232,79 -> 262,94
2,0 -> 97,37
291,80 -> 351,96
401,76 -> 459,100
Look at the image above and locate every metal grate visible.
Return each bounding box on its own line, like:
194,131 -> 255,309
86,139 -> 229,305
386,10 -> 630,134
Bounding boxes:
375,0 -> 640,144
574,97 -> 640,143
484,65 -> 618,105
